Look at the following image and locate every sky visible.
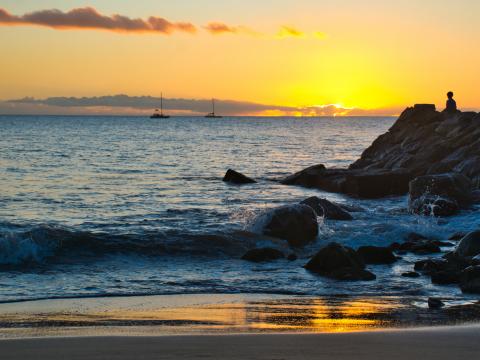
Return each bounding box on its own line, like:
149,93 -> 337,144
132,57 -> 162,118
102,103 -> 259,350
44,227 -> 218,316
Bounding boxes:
0,0 -> 479,116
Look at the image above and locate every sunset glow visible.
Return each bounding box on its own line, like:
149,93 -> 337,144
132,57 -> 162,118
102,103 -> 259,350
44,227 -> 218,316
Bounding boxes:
1,0 -> 479,115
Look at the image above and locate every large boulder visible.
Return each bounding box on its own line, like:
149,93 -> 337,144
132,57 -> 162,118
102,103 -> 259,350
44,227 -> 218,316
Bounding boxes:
300,197 -> 353,221
223,169 -> 256,184
356,246 -> 397,264
453,231 -> 480,258
241,248 -> 284,262
409,173 -> 472,216
305,242 -> 376,281
262,204 -> 318,247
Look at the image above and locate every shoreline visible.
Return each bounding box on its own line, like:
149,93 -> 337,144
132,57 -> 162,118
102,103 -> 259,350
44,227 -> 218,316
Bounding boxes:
0,293 -> 479,339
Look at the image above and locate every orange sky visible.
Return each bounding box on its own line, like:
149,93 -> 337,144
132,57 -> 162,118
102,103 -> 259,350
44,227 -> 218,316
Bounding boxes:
0,1 -> 479,115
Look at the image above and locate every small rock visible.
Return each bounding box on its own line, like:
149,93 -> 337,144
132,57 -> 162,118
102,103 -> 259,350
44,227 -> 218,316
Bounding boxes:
223,169 -> 256,184
400,240 -> 441,254
428,297 -> 445,309
356,246 -> 397,265
305,242 -> 375,281
300,196 -> 353,221
402,271 -> 421,278
241,248 -> 285,262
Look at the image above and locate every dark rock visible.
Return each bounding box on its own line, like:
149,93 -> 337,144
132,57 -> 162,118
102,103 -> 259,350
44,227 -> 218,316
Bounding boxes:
356,246 -> 397,264
241,248 -> 284,262
400,240 -> 441,254
287,253 -> 298,261
409,173 -> 472,216
402,271 -> 421,278
281,164 -> 328,187
305,242 -> 375,281
223,169 -> 256,184
460,266 -> 480,294
414,259 -> 450,273
428,297 -> 445,309
300,196 -> 353,221
262,204 -> 318,247
453,231 -> 480,258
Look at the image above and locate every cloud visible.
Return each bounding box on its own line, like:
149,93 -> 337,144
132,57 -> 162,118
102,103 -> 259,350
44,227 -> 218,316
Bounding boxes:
2,95 -> 402,117
204,22 -> 238,34
203,22 -> 260,36
277,26 -> 305,38
0,7 -> 196,34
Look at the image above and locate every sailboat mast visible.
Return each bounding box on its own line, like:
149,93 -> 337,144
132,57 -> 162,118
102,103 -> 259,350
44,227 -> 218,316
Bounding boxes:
161,93 -> 163,115
212,98 -> 215,115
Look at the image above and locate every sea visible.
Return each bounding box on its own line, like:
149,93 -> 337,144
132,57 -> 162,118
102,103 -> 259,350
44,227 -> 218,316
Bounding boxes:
1,115 -> 480,304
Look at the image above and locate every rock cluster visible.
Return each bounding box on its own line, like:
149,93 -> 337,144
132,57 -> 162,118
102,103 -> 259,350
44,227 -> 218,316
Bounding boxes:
282,105 -> 480,201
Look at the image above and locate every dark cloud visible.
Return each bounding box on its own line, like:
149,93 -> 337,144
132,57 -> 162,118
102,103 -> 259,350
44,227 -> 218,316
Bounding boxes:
3,95 -> 401,116
0,7 -> 196,34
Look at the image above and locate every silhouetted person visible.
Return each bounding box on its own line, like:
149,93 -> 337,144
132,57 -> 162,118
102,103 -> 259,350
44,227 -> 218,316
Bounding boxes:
445,91 -> 457,113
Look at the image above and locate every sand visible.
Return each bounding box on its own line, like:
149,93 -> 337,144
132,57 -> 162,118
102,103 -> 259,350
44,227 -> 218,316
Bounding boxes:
0,325 -> 479,360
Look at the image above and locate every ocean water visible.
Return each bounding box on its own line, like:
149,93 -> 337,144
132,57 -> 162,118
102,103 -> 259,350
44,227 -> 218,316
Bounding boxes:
1,115 -> 480,303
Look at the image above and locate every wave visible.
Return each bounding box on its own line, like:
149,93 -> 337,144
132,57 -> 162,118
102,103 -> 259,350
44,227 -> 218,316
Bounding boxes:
0,222 -> 280,268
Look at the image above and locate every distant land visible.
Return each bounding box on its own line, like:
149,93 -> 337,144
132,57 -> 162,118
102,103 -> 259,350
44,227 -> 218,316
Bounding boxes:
0,95 -> 406,117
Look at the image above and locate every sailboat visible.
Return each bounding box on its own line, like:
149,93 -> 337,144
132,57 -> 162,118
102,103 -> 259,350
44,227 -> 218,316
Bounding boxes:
150,93 -> 170,119
205,98 -> 222,118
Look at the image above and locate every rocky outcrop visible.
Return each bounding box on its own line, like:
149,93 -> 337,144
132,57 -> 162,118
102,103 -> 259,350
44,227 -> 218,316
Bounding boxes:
305,242 -> 376,281
262,204 -> 318,247
282,105 -> 480,198
300,196 -> 353,221
223,169 -> 256,184
241,248 -> 284,262
409,173 -> 472,216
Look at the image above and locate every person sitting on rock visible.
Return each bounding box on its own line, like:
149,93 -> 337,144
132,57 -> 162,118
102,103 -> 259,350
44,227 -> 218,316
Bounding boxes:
445,91 -> 457,113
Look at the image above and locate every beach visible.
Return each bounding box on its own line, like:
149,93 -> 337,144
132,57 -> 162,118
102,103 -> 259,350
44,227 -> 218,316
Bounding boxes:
1,325 -> 480,360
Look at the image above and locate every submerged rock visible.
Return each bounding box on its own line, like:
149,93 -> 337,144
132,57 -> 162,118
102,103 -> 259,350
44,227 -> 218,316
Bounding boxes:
262,204 -> 318,247
241,248 -> 284,262
409,173 -> 472,216
300,196 -> 353,221
305,242 -> 375,281
223,169 -> 256,184
282,106 -> 480,198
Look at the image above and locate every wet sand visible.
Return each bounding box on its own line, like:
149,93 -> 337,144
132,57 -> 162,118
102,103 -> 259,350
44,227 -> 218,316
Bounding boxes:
1,325 -> 479,360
